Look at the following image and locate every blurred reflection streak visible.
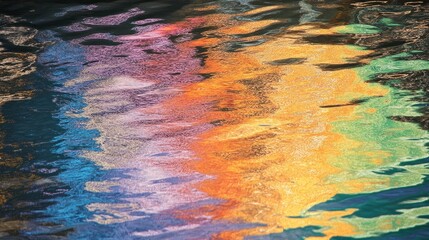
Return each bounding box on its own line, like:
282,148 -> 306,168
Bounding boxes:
72,16 -> 210,227
162,2 -> 429,239
164,5 -> 371,239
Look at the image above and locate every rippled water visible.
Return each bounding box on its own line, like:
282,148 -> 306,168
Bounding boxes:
1,0 -> 429,239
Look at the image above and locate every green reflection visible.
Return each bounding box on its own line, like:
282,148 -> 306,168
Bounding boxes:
326,24 -> 429,238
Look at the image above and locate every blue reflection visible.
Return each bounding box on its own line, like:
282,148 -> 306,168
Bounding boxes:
17,31 -> 108,236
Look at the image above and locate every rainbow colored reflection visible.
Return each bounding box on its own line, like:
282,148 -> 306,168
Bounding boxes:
2,1 -> 429,239
144,4 -> 429,239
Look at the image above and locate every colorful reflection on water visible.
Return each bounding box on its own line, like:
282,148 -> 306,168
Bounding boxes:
1,0 -> 429,239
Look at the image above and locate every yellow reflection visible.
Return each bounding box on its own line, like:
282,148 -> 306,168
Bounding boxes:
167,5 -> 390,239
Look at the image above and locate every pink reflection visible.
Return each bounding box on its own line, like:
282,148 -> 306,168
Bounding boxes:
68,15 -> 211,231
83,8 -> 144,25
122,17 -> 204,40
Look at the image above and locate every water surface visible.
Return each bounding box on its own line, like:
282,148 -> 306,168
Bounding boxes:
1,0 -> 429,239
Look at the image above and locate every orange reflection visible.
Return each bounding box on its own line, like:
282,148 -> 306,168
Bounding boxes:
161,4 -> 391,239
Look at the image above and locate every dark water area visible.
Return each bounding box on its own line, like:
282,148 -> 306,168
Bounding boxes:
1,0 -> 429,239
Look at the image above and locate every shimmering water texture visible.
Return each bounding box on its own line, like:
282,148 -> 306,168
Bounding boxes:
1,1 -> 429,239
